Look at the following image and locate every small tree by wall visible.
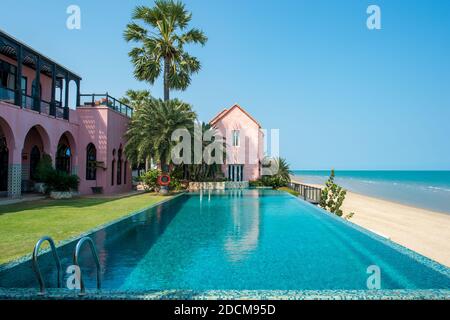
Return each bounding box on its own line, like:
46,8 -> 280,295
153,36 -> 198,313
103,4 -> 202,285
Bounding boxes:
319,169 -> 347,217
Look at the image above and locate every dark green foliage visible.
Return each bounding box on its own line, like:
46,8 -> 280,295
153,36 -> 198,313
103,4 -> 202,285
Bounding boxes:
169,177 -> 185,191
260,157 -> 292,188
249,180 -> 264,187
45,170 -> 80,192
176,122 -> 226,182
125,98 -> 197,167
140,169 -> 161,192
35,154 -> 53,183
319,169 -> 347,217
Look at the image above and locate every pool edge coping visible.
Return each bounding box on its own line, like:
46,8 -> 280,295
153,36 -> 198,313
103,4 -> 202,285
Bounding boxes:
0,288 -> 449,300
0,192 -> 186,273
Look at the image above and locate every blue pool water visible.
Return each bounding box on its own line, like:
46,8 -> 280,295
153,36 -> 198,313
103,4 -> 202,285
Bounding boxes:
0,190 -> 449,291
293,170 -> 450,213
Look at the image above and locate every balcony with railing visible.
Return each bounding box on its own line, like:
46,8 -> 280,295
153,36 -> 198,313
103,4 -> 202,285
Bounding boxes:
1,30 -> 81,121
0,86 -> 68,120
80,93 -> 133,118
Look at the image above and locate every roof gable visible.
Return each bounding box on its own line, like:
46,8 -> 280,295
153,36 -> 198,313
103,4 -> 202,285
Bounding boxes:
210,104 -> 261,128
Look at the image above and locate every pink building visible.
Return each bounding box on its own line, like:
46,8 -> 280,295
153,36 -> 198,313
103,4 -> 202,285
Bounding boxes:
210,104 -> 264,182
0,30 -> 132,198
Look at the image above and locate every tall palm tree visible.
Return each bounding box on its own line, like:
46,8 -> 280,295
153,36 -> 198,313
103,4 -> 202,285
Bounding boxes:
124,0 -> 207,101
124,98 -> 197,171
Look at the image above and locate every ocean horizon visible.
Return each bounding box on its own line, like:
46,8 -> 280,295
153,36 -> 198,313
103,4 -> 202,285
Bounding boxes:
291,170 -> 450,214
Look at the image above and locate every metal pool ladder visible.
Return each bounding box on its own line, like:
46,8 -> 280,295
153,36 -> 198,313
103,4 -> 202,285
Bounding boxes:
32,236 -> 62,295
73,236 -> 101,296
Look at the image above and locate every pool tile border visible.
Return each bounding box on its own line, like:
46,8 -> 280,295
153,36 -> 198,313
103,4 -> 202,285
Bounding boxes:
0,288 -> 449,300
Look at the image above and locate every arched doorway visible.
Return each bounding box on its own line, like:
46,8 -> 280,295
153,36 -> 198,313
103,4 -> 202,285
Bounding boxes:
56,135 -> 72,174
29,145 -> 40,181
0,117 -> 15,197
0,135 -> 8,193
22,125 -> 50,192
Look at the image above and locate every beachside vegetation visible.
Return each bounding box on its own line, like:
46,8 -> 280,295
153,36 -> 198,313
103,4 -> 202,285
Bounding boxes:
0,193 -> 168,264
124,0 -> 207,101
250,157 -> 292,188
319,169 -> 347,217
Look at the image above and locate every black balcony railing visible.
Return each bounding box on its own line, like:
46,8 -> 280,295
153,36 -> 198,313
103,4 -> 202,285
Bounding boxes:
0,86 -> 15,104
288,181 -> 322,204
80,93 -> 133,118
0,85 -> 68,120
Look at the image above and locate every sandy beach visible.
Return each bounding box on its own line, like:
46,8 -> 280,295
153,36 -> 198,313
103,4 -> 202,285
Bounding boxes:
291,179 -> 450,267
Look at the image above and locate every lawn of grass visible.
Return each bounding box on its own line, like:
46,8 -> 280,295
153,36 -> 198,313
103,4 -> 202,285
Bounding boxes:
278,186 -> 300,197
0,193 -> 169,264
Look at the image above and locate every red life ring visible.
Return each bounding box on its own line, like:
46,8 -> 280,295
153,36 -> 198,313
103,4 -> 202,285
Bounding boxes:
158,174 -> 171,186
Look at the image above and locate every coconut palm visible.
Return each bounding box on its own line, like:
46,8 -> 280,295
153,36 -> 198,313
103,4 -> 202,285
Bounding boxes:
121,89 -> 152,111
179,122 -> 226,181
124,0 -> 207,101
261,156 -> 292,187
274,157 -> 292,182
124,98 -> 197,171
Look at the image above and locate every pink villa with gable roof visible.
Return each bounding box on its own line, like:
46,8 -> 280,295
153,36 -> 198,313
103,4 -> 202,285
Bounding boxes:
210,104 -> 264,182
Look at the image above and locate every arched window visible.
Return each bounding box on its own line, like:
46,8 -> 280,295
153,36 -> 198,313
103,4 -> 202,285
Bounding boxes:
56,143 -> 71,174
124,160 -> 127,184
86,143 -> 96,180
117,148 -> 122,185
30,145 -> 41,181
111,149 -> 116,186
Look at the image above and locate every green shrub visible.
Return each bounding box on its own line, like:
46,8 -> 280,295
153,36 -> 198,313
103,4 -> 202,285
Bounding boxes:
319,169 -> 347,217
140,169 -> 161,191
249,180 -> 263,187
35,154 -> 53,182
169,177 -> 185,191
261,175 -> 289,189
45,170 -> 80,192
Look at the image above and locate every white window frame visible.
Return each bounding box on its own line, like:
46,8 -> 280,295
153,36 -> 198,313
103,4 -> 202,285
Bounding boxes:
232,130 -> 240,147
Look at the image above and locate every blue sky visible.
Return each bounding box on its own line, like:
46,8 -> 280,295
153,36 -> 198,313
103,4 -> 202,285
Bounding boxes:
1,0 -> 449,170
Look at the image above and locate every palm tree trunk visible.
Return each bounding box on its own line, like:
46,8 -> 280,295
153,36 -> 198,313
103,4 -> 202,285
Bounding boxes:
164,57 -> 170,101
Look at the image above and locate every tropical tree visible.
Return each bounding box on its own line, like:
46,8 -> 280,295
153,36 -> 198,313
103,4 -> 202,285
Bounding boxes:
121,89 -> 152,111
124,0 -> 207,101
124,98 -> 197,171
178,122 -> 226,181
261,157 -> 292,188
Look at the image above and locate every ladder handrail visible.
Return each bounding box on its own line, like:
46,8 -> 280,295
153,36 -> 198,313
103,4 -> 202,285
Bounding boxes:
73,236 -> 101,295
32,236 -> 62,295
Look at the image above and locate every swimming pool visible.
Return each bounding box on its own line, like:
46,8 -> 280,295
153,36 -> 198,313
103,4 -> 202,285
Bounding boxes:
0,189 -> 449,296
